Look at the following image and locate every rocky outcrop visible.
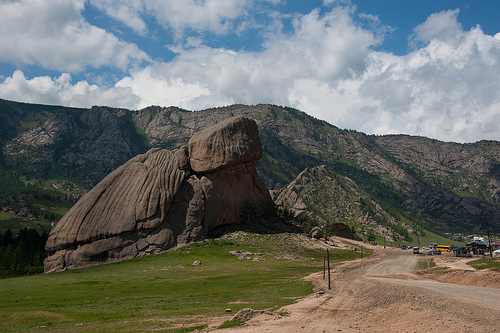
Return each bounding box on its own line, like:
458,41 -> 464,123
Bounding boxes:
44,116 -> 272,273
187,115 -> 262,173
272,165 -> 407,242
231,308 -> 270,321
307,223 -> 360,241
328,222 -> 360,240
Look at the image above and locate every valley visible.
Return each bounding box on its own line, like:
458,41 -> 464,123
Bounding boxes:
1,99 -> 500,332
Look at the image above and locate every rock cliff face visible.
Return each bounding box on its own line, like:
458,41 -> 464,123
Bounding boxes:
272,165 -> 408,242
44,116 -> 272,273
2,105 -> 146,189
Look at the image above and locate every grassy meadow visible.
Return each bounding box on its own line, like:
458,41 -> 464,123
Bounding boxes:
0,231 -> 365,332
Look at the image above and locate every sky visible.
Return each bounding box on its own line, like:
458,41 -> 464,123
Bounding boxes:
1,0 -> 500,143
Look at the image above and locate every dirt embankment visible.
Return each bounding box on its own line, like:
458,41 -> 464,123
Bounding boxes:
213,241 -> 500,333
419,253 -> 500,288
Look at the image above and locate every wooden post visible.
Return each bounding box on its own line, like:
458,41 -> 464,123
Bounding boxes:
323,253 -> 326,279
327,249 -> 331,290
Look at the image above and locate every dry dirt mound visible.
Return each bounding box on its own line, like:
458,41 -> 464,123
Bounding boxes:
428,269 -> 500,288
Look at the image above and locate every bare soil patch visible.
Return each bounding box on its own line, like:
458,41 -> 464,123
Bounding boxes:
419,251 -> 500,288
211,242 -> 500,333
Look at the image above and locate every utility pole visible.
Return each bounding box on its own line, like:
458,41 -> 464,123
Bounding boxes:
417,233 -> 420,248
487,228 -> 492,267
327,249 -> 331,290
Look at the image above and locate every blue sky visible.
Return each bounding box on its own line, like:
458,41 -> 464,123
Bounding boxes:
1,0 -> 500,143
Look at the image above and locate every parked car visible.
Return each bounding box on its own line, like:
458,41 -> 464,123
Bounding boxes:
401,245 -> 406,250
427,250 -> 433,255
422,246 -> 430,250
432,249 -> 441,255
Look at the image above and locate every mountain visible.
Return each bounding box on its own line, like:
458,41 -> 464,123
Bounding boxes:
1,99 -> 499,236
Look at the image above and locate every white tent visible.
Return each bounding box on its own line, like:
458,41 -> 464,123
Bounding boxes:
493,249 -> 500,258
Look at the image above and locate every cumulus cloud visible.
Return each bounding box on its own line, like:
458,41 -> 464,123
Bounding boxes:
1,4 -> 500,142
117,6 -> 379,108
0,70 -> 139,108
409,9 -> 462,48
349,10 -> 500,142
0,0 -> 149,72
89,0 -> 148,35
89,0 -> 250,37
114,7 -> 500,142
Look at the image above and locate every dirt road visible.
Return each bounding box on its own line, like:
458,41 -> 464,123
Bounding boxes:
215,247 -> 500,332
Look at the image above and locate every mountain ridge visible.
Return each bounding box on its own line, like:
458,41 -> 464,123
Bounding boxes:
1,98 -> 499,235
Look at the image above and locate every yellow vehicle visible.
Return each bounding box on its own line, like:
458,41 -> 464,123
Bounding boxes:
436,245 -> 452,252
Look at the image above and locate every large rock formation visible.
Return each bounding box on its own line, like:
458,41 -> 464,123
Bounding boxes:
44,116 -> 272,273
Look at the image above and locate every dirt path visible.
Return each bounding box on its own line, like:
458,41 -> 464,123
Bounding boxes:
213,245 -> 500,333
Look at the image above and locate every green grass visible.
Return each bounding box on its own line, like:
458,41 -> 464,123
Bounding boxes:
406,231 -> 464,250
0,231 -> 358,332
0,212 -> 13,220
418,259 -> 437,270
467,257 -> 500,271
430,266 -> 451,271
217,319 -> 245,329
0,199 -> 74,235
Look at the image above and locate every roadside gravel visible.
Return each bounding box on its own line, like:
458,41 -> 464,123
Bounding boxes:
214,242 -> 500,333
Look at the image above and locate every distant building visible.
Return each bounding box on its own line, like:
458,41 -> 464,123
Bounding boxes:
453,247 -> 471,258
466,240 -> 489,250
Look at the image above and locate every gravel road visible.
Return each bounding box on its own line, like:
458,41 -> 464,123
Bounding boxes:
216,246 -> 500,332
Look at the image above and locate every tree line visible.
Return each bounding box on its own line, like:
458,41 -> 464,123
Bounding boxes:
0,228 -> 48,278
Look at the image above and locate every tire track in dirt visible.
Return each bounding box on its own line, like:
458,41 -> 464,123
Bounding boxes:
214,246 -> 500,332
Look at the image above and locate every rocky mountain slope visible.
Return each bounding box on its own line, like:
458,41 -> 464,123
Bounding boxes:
1,99 -> 499,234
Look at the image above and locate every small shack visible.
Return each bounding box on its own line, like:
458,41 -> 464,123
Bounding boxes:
493,242 -> 500,251
453,247 -> 471,258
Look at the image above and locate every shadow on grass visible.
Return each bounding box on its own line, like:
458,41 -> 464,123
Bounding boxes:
206,215 -> 304,239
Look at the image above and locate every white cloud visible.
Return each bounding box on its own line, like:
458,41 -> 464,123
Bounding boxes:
89,0 -> 147,35
1,5 -> 500,143
342,11 -> 500,142
117,6 -> 379,109
0,0 -> 149,72
0,70 -> 139,108
116,66 -> 213,109
116,7 -> 500,142
89,0 -> 250,37
409,9 -> 462,48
